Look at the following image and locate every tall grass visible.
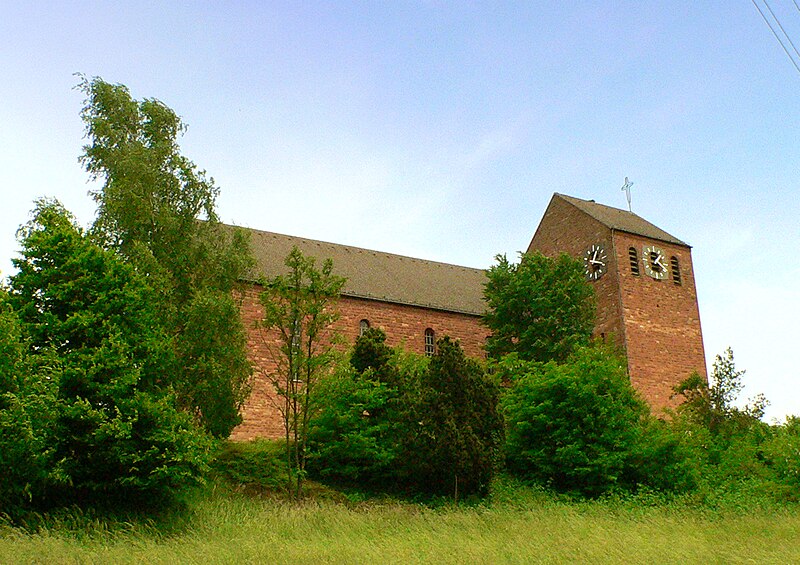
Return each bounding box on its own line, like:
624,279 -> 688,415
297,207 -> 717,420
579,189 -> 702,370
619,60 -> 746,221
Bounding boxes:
3,485 -> 800,564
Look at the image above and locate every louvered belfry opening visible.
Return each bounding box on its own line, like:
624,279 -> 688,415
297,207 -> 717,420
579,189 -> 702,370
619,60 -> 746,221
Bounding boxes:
628,247 -> 640,276
671,256 -> 681,285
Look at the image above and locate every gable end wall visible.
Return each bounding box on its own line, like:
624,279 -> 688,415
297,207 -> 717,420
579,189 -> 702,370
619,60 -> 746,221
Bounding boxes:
527,196 -> 627,351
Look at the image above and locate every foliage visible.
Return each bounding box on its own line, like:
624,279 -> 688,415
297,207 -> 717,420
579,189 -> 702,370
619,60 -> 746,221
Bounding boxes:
258,246 -> 346,498
7,200 -> 211,506
178,288 -> 253,438
77,76 -> 253,438
673,347 -> 767,436
310,334 -> 502,499
0,287 -> 57,515
671,349 -> 770,479
210,439 -> 290,494
760,417 -> 800,500
350,327 -> 398,386
624,417 -> 698,494
0,286 -> 23,398
483,251 -> 595,363
408,337 -> 504,498
307,329 -> 408,486
501,344 -> 691,497
667,347 -> 800,504
308,359 -> 400,485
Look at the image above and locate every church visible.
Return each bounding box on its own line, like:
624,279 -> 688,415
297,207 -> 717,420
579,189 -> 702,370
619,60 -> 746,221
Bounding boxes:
230,193 -> 707,440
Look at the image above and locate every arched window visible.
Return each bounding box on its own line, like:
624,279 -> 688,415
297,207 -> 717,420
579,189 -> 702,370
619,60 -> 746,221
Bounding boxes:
628,247 -> 640,276
670,256 -> 682,285
359,319 -> 370,336
424,328 -> 436,357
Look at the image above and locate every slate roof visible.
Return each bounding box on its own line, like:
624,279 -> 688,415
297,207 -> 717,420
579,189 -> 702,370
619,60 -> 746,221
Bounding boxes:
555,194 -> 689,247
233,194 -> 685,316
241,226 -> 487,316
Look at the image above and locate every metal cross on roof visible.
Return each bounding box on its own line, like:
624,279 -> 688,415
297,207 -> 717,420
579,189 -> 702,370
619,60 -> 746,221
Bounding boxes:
621,177 -> 633,212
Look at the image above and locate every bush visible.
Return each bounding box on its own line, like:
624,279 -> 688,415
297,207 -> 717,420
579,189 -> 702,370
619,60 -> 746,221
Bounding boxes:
668,348 -> 798,504
7,200 -> 211,508
349,328 -> 397,386
308,362 -> 400,485
407,337 -> 504,497
178,287 -> 253,438
0,291 -> 58,515
625,417 -> 698,493
309,333 -> 503,498
501,344 -> 688,497
760,419 -> 800,501
210,440 -> 289,494
307,334 -> 423,490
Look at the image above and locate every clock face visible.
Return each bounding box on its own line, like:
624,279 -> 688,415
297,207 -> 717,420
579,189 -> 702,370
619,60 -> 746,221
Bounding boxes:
583,243 -> 608,281
643,245 -> 668,280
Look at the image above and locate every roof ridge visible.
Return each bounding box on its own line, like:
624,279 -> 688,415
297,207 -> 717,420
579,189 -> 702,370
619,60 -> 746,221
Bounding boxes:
554,193 -> 688,247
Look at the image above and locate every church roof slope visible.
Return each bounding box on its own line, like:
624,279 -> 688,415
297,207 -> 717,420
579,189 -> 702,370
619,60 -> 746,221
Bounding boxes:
556,193 -> 688,247
240,226 -> 487,316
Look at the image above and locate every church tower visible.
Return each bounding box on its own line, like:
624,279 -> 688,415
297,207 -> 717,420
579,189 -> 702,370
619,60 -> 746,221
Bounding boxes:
528,193 -> 707,411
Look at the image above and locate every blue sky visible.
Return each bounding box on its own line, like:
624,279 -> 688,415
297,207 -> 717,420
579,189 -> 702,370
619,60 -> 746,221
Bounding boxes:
2,2 -> 798,420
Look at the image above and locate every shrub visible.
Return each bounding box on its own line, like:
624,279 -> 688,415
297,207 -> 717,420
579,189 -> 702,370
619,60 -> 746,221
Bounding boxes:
7,200 -> 212,507
308,361 -> 400,485
309,334 -> 503,498
349,327 -> 397,386
501,344 -> 685,497
0,290 -> 58,515
625,417 -> 698,493
407,337 -> 504,497
210,439 -> 289,494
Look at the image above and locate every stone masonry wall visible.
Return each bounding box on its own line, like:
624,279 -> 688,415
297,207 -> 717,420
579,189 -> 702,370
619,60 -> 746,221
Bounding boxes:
613,231 -> 707,411
527,196 -> 627,351
231,284 -> 488,441
528,196 -> 707,413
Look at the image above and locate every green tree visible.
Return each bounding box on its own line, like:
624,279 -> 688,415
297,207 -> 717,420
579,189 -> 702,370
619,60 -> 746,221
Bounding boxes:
409,337 -> 504,498
502,345 -> 661,496
8,200 -> 210,504
308,335 -> 429,492
761,417 -> 800,500
350,327 -> 398,386
77,76 -> 253,437
258,247 -> 345,498
310,336 -> 503,499
308,359 -> 400,485
673,347 -> 767,436
670,348 -> 776,499
483,251 -> 595,363
0,285 -> 57,515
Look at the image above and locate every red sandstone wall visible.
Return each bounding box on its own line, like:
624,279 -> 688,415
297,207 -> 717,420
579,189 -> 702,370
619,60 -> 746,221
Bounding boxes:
231,285 -> 488,441
527,197 -> 627,350
231,197 -> 707,440
528,197 -> 707,414
613,232 -> 707,411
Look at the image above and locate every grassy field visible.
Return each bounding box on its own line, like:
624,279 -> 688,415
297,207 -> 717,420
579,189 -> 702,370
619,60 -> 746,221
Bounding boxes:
3,485 -> 800,564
